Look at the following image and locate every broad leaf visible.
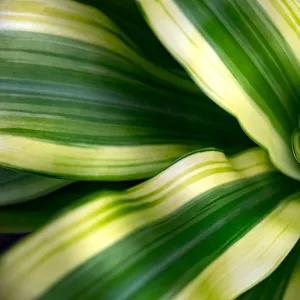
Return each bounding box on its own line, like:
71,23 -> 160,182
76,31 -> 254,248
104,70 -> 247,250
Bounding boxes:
0,0 -> 251,180
1,148 -> 300,300
238,241 -> 300,300
138,0 -> 300,180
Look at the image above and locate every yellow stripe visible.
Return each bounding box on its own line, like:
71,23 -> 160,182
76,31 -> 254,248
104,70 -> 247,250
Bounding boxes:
229,147 -> 277,177
0,135 -> 195,179
259,0 -> 300,64
175,193 -> 300,300
138,0 -> 300,180
0,0 -> 197,93
0,148 -> 273,300
0,148 -> 272,267
0,0 -> 123,34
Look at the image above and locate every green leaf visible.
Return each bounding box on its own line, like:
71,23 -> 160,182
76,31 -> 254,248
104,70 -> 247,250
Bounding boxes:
1,147 -> 300,300
0,167 -> 70,206
282,243 -> 300,300
0,180 -> 140,233
77,0 -> 182,69
237,241 -> 300,300
0,0 -> 251,180
138,0 -> 300,180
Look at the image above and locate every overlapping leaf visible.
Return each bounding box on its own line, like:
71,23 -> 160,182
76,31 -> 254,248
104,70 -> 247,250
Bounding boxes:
1,147 -> 300,300
1,1 -> 300,299
138,0 -> 300,180
238,241 -> 300,300
0,180 -> 139,232
0,0 -> 251,180
0,167 -> 70,206
77,0 -> 181,69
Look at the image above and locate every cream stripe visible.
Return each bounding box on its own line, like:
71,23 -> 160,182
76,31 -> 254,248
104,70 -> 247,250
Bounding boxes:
0,0 -> 121,32
128,150 -> 229,197
175,194 -> 300,300
0,135 -> 193,178
0,0 -> 139,55
0,0 -> 138,53
0,18 -> 134,57
0,149 -> 271,267
229,148 -> 277,177
229,148 -> 273,169
3,163 -> 232,272
0,0 -> 197,93
0,149 -> 275,300
259,0 -> 300,63
139,0 -> 300,180
1,153 -> 225,266
0,171 -> 240,300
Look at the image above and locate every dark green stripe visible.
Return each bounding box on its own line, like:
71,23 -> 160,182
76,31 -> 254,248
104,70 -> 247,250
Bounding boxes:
77,0 -> 182,69
0,30 -> 251,150
0,180 -> 141,233
39,173 -> 299,300
0,167 -> 70,207
173,0 -> 300,142
0,167 -> 31,185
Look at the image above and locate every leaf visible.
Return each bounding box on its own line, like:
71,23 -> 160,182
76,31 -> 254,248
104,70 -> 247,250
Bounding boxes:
237,241 -> 300,300
0,180 -> 140,233
138,0 -> 300,180
282,243 -> 300,300
0,167 -> 70,206
0,0 -> 251,180
77,0 -> 182,69
1,147 -> 300,300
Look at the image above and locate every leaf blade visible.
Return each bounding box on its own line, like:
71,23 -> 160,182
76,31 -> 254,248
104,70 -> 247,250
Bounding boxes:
1,147 -> 300,300
138,0 -> 300,179
0,0 -> 251,179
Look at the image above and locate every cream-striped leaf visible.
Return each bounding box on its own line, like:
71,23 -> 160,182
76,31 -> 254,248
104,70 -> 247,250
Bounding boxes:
0,0 -> 251,180
1,148 -> 300,300
237,241 -> 300,300
138,0 -> 300,180
0,180 -> 138,232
